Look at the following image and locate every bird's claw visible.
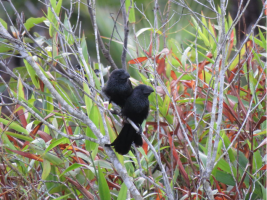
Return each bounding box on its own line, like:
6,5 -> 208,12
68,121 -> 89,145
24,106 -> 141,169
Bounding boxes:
137,126 -> 143,135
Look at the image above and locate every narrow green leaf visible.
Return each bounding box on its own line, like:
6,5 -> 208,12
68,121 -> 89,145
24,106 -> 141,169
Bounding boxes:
54,82 -> 73,106
222,133 -> 235,162
46,87 -> 54,114
258,28 -> 266,50
117,183 -> 127,200
48,0 -> 62,37
42,159 -> 51,180
81,34 -> 89,64
63,13 -> 74,45
1,133 -> 16,150
198,30 -> 210,47
44,138 -> 69,155
0,118 -> 28,135
18,76 -> 25,100
215,170 -> 235,186
125,0 -> 135,23
24,59 -> 39,89
24,17 -> 46,31
60,163 -> 83,177
0,18 -> 7,29
83,82 -> 92,116
5,131 -> 33,142
53,194 -> 71,200
55,0 -> 63,16
201,12 -> 208,36
98,165 -> 111,200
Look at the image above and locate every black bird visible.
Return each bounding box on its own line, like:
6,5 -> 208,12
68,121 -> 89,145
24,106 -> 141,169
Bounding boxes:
107,85 -> 154,155
102,69 -> 133,108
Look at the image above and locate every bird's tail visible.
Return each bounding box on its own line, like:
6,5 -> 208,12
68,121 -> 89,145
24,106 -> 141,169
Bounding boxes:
109,123 -> 143,155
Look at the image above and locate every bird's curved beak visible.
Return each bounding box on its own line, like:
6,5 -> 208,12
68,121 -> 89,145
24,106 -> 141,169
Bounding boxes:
143,86 -> 154,95
120,72 -> 130,80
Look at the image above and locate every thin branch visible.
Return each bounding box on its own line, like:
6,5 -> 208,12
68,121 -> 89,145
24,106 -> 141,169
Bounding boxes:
87,0 -> 118,70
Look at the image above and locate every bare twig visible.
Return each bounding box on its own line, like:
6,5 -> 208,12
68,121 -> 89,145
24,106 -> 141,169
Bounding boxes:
87,0 -> 118,70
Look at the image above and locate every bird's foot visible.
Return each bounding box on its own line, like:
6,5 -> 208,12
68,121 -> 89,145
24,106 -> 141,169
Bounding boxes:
110,109 -> 121,115
137,126 -> 143,135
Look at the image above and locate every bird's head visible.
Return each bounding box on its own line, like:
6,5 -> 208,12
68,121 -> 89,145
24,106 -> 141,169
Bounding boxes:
136,85 -> 154,96
109,69 -> 130,82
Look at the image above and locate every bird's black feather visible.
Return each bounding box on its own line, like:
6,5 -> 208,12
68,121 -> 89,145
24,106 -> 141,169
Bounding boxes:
102,69 -> 133,108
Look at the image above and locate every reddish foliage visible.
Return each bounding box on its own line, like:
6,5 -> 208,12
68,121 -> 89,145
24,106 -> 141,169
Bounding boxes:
8,148 -> 43,162
15,105 -> 27,128
128,57 -> 148,64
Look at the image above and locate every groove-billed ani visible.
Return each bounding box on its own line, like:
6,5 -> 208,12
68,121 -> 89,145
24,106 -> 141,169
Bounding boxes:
107,84 -> 154,155
102,69 -> 132,108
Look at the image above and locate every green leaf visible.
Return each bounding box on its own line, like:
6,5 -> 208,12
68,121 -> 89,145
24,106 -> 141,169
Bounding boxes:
44,137 -> 69,155
48,0 -> 62,37
201,12 -> 208,37
83,82 -> 92,116
18,76 -> 25,100
81,33 -> 89,64
5,131 -> 33,142
98,165 -> 111,200
54,82 -> 73,106
215,170 -> 235,186
0,118 -> 29,135
45,87 -> 54,114
125,0 -> 135,23
198,29 -> 210,47
60,163 -> 83,177
63,13 -> 74,45
55,0 -> 63,16
0,18 -> 7,29
24,59 -> 40,89
85,106 -> 99,157
53,194 -> 71,200
24,17 -> 46,31
1,133 -> 16,150
208,20 -> 216,52
222,133 -> 235,162
42,159 -> 51,180
117,183 -> 127,200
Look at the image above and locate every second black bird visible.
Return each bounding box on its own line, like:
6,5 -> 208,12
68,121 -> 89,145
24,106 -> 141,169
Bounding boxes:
108,84 -> 154,155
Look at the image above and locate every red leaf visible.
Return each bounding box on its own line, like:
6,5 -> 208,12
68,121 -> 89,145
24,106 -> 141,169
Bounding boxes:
29,122 -> 43,138
212,175 -> 223,193
170,70 -> 177,80
259,164 -> 267,171
37,130 -> 52,142
142,140 -> 148,155
155,54 -> 161,63
157,56 -> 166,75
72,156 -> 87,164
146,121 -> 169,127
155,187 -> 163,200
66,177 -> 95,199
180,80 -> 195,90
39,78 -> 44,92
167,132 -> 190,186
15,105 -> 27,128
172,53 -> 182,66
128,57 -> 148,64
8,148 -> 43,162
253,115 -> 266,131
228,30 -> 234,53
